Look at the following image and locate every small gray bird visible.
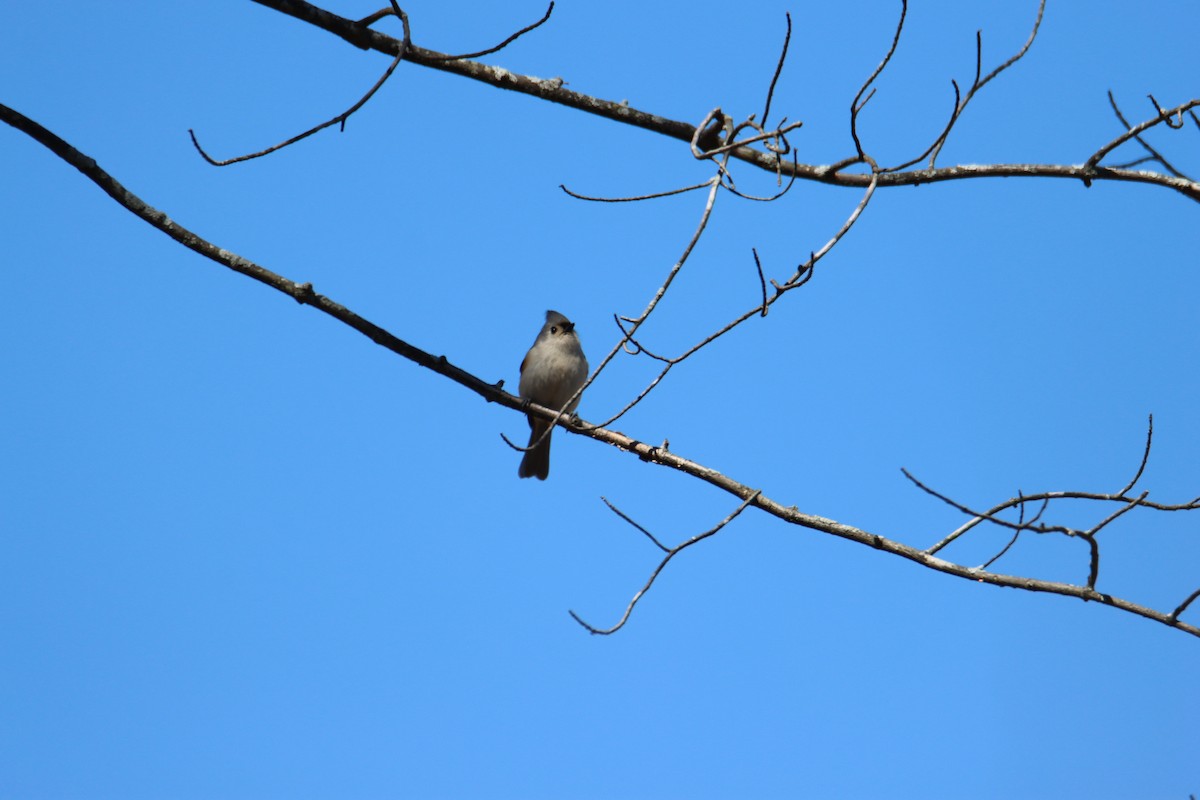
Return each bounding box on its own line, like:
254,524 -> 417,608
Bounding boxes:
518,310 -> 589,480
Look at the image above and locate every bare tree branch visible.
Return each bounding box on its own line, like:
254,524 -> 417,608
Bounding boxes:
246,0 -> 1200,202
9,101 -> 1195,638
5,0 -> 1198,642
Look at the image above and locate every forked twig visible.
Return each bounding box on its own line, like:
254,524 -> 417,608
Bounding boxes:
190,3 -> 554,165
925,0 -> 1046,166
590,169 -> 877,429
1086,98 -> 1200,172
571,492 -> 761,634
850,0 -> 907,158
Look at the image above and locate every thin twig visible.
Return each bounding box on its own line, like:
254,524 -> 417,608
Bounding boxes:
884,79 -> 961,173
424,2 -> 554,61
1170,587 -> 1200,621
1108,155 -> 1159,170
716,149 -> 800,202
761,12 -> 792,127
559,179 -> 714,203
601,497 -> 670,552
850,0 -> 907,159
576,160 -> 726,430
190,2 -> 411,166
982,529 -> 1021,570
1087,492 -> 1149,538
752,249 -> 768,317
1117,414 -> 1154,496
980,490 -> 1026,569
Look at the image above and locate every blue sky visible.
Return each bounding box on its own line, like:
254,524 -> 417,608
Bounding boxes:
2,1 -> 1198,797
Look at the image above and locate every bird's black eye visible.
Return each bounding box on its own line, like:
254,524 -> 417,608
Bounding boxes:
550,326 -> 559,334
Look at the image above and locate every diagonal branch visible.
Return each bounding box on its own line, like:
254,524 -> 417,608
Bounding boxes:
5,102 -> 1199,641
249,0 -> 1200,202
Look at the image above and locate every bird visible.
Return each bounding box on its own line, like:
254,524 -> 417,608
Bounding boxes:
518,310 -> 589,480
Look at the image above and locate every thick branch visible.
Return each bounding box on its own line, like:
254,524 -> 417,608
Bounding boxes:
249,0 -> 1200,202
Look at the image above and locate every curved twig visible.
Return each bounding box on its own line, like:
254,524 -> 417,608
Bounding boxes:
850,0 -> 907,159
1117,414 -> 1154,496
190,2 -> 411,166
761,12 -> 792,127
558,179 -> 714,203
425,2 -> 554,61
715,149 -> 800,202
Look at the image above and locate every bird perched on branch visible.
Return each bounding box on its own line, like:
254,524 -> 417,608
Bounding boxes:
518,310 -> 588,480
